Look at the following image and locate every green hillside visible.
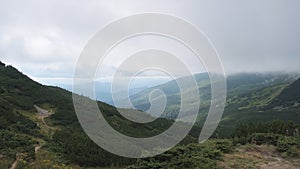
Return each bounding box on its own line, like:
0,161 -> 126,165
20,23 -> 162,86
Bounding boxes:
1,61 -> 300,169
126,120 -> 300,169
268,78 -> 300,108
0,61 -> 198,168
130,73 -> 298,115
129,72 -> 300,136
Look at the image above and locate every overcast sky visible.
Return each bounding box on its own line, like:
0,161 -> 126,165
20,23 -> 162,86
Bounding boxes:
0,0 -> 299,86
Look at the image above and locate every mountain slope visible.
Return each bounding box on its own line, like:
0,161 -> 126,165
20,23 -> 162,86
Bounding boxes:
0,61 -> 198,168
129,72 -> 298,117
129,73 -> 211,119
128,72 -> 300,137
268,78 -> 300,109
1,61 -> 299,168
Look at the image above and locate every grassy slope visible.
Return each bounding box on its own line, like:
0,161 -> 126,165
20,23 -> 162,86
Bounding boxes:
129,72 -> 300,137
216,77 -> 300,137
268,78 -> 300,108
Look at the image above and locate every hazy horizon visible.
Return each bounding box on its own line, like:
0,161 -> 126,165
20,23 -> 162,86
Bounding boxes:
1,59 -> 299,88
1,0 -> 300,87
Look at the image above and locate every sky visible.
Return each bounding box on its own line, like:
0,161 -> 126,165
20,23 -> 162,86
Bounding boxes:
0,0 -> 299,87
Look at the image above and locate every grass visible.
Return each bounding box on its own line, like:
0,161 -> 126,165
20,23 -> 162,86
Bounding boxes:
237,84 -> 288,110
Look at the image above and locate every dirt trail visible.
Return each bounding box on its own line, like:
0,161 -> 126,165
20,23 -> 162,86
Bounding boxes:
10,106 -> 54,169
220,145 -> 300,169
41,117 -> 49,128
9,160 -> 18,169
34,105 -> 55,130
35,145 -> 42,152
260,156 -> 299,169
10,145 -> 42,169
9,155 -> 19,169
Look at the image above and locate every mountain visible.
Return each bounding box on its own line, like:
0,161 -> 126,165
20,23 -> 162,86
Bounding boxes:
57,79 -> 170,104
128,72 -> 300,136
129,72 -> 297,115
268,78 -> 300,109
1,61 -> 300,168
95,82 -> 149,104
127,73 -> 211,119
0,61 -> 198,168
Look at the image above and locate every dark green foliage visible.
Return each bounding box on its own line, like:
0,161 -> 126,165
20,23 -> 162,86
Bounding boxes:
232,120 -> 299,140
269,78 -> 300,108
0,96 -> 40,136
1,61 -> 300,168
0,61 -> 200,167
0,130 -> 36,159
0,61 -> 5,67
49,101 -> 197,167
50,128 -> 135,167
232,120 -> 300,157
277,137 -> 300,157
0,90 -> 40,161
213,139 -> 233,153
250,133 -> 282,145
126,140 -> 232,169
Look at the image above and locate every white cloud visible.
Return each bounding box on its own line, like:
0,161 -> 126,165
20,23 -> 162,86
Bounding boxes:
23,34 -> 73,62
0,0 -> 299,86
24,36 -> 54,58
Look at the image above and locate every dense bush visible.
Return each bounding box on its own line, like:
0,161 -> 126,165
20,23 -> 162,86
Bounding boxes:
232,120 -> 299,144
0,130 -> 36,160
277,137 -> 300,157
232,120 -> 299,139
232,120 -> 300,157
126,140 -> 232,169
50,128 -> 135,167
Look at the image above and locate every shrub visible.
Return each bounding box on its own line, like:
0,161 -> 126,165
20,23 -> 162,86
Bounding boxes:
277,137 -> 300,157
250,133 -> 282,145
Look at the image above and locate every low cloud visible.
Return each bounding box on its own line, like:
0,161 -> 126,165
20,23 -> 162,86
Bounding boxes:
0,0 -> 299,86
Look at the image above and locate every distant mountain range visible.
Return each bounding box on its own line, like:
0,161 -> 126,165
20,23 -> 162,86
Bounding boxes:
128,72 -> 300,136
57,79 -> 171,103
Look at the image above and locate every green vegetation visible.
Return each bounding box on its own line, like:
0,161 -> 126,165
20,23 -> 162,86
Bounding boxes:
231,120 -> 300,158
48,101 -> 198,167
127,120 -> 300,169
268,78 -> 300,108
1,61 -> 300,169
126,139 -> 232,169
130,72 -> 300,139
0,61 -> 198,168
130,72 -> 299,122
